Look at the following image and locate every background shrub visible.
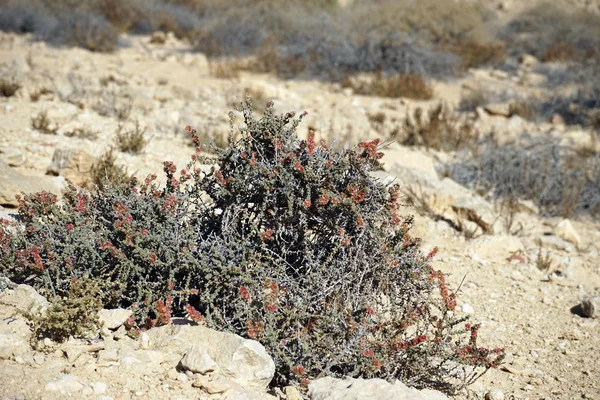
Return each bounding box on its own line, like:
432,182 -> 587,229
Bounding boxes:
445,135 -> 600,217
500,2 -> 600,62
0,101 -> 504,391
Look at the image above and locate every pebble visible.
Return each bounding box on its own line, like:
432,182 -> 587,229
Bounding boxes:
485,390 -> 505,400
461,304 -> 475,314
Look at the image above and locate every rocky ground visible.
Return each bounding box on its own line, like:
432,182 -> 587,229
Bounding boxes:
0,22 -> 599,400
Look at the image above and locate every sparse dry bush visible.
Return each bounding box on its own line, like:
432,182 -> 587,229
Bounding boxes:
31,111 -> 58,135
29,87 -> 53,102
399,104 -> 477,152
349,73 -> 434,100
90,149 -> 131,190
501,2 -> 600,62
116,120 -> 148,154
459,89 -> 490,112
31,276 -> 106,342
446,136 -> 600,217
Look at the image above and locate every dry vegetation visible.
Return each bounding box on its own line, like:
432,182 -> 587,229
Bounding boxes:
398,104 -> 477,152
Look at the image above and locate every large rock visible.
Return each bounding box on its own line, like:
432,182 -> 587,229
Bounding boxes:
0,160 -> 65,207
308,377 -> 449,400
46,148 -> 96,188
145,322 -> 275,391
380,144 -> 440,179
0,283 -> 49,317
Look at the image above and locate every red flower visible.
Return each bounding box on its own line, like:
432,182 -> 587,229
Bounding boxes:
266,304 -> 277,312
292,365 -> 306,375
185,304 -> 205,324
362,349 -> 375,357
307,132 -> 316,155
365,306 -> 375,315
372,359 -> 383,370
240,286 -> 250,302
303,199 -> 311,209
247,328 -> 257,339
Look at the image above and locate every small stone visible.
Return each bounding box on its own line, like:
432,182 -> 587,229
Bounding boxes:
485,390 -> 504,400
285,386 -> 304,400
97,308 -> 132,330
581,296 -> 600,318
192,376 -> 232,394
33,353 -> 45,365
461,304 -> 475,314
177,373 -> 188,383
484,103 -> 511,117
519,54 -> 538,67
97,349 -> 119,363
92,382 -> 107,394
165,369 -> 179,380
139,332 -> 150,349
45,374 -> 84,394
181,344 -> 219,375
553,219 -> 581,246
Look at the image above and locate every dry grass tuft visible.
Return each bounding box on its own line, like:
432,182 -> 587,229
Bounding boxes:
399,103 -> 477,151
349,73 -> 434,100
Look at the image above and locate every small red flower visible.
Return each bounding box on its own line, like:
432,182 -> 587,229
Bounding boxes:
366,306 -> 375,315
303,199 -> 311,209
292,365 -> 306,375
240,286 -> 250,302
362,349 -> 375,357
247,328 -> 257,339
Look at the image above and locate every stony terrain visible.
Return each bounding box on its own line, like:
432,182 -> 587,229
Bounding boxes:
0,17 -> 599,400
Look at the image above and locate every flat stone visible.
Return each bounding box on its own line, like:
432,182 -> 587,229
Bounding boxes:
0,284 -> 48,317
97,308 -> 133,330
309,377 -> 448,400
45,374 -> 84,394
484,103 -> 511,117
0,160 -> 65,207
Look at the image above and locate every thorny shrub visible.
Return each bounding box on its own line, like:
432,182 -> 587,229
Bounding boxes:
0,100 -> 504,391
348,73 -> 434,100
399,103 -> 477,152
446,135 -> 600,217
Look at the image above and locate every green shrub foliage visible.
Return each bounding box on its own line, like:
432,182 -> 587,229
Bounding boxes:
0,100 -> 503,390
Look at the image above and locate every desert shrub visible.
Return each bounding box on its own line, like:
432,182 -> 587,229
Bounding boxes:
0,79 -> 21,98
0,0 -> 59,38
31,276 -> 106,342
115,121 -> 148,154
446,136 -> 600,217
349,74 -> 434,100
90,149 -> 131,190
540,80 -> 600,130
399,103 -> 477,152
0,101 -> 504,390
459,89 -> 490,112
501,2 -> 600,62
31,110 -> 58,135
